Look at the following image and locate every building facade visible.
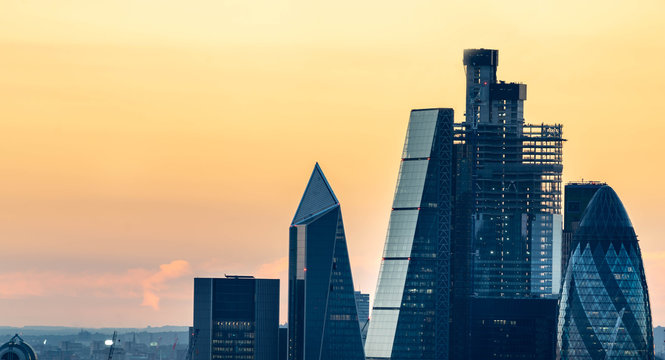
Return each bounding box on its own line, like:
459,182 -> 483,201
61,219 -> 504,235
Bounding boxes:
561,181 -> 606,276
288,164 -> 365,360
193,276 -> 279,360
365,108 -> 454,360
557,186 -> 654,359
447,48 -> 564,359
457,48 -> 564,299
364,49 -> 563,360
469,298 -> 557,359
354,291 -> 370,345
278,327 -> 288,360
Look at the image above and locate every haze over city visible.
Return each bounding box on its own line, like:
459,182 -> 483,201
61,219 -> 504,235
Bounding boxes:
1,0 -> 665,330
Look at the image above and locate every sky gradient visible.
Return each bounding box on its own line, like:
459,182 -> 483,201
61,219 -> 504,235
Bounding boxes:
1,0 -> 665,327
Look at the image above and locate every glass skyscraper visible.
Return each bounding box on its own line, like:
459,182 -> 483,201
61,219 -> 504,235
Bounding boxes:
288,164 -> 365,360
193,276 -> 280,360
557,186 -> 654,359
365,108 -> 454,360
354,291 -> 370,345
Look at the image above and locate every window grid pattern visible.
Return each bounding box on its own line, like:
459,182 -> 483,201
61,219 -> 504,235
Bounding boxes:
557,187 -> 653,360
365,109 -> 453,360
288,165 -> 365,360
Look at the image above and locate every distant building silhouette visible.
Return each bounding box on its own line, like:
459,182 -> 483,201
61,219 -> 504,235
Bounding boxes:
193,276 -> 279,360
0,335 -> 38,360
557,186 -> 654,359
288,164 -> 364,360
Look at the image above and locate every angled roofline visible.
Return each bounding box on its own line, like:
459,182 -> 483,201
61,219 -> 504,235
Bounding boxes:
291,163 -> 339,225
313,162 -> 338,203
411,107 -> 454,112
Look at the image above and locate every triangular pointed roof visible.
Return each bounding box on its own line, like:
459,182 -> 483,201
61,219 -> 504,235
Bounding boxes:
292,163 -> 339,225
291,163 -> 339,225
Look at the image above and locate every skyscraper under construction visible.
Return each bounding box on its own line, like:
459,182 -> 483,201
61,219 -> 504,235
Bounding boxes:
450,48 -> 564,359
456,48 -> 564,299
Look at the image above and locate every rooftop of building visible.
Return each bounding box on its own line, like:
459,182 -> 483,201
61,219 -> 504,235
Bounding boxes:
224,275 -> 255,279
291,163 -> 339,225
579,185 -> 633,229
463,48 -> 499,66
566,180 -> 608,187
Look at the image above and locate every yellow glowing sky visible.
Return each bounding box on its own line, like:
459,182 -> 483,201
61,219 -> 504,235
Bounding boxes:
1,0 -> 665,327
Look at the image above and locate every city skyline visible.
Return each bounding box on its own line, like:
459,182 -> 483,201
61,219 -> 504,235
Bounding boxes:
1,0 -> 665,328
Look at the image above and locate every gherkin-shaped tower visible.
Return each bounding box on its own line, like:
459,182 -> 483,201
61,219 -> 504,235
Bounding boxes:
557,186 -> 654,359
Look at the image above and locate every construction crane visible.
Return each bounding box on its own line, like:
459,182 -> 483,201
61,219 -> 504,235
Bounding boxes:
186,329 -> 199,360
107,331 -> 118,360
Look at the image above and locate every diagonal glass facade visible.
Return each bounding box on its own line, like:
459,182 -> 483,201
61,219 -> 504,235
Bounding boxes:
557,186 -> 654,360
365,108 -> 453,360
288,164 -> 365,360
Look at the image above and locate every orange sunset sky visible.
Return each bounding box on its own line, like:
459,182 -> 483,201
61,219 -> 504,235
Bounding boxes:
1,0 -> 665,328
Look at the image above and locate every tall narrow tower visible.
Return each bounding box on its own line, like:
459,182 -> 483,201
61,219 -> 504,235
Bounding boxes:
365,108 -> 454,360
451,49 -> 563,359
288,164 -> 365,360
464,49 -> 498,127
458,49 -> 563,298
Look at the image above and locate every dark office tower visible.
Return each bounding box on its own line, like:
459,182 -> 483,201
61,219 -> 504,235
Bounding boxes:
278,327 -> 288,360
365,108 -> 454,360
288,164 -> 365,360
457,48 -> 564,298
469,298 -> 557,359
557,186 -> 654,359
561,181 -> 606,277
354,291 -> 370,345
464,49 -> 498,127
193,276 -> 279,360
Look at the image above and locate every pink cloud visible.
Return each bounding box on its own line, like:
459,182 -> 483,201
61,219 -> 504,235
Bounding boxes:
0,260 -> 191,312
141,260 -> 192,310
256,256 -> 288,279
